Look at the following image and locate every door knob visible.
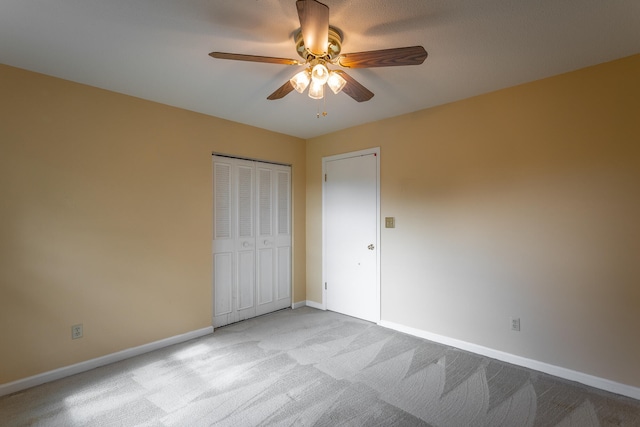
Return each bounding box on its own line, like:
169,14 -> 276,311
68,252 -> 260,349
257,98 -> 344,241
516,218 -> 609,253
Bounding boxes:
368,244 -> 375,250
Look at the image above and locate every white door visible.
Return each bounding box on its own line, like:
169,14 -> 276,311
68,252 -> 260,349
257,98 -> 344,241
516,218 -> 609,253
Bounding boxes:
255,163 -> 292,317
324,149 -> 379,322
213,156 -> 291,328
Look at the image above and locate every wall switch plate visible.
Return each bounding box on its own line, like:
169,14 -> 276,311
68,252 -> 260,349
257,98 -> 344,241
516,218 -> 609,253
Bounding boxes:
385,217 -> 395,228
72,324 -> 83,339
510,317 -> 521,332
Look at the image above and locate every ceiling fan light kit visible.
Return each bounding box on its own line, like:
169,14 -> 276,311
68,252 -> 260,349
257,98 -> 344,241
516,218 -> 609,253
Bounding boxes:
308,80 -> 325,99
326,71 -> 347,94
290,70 -> 311,93
209,0 -> 428,104
290,60 -> 347,99
311,62 -> 329,85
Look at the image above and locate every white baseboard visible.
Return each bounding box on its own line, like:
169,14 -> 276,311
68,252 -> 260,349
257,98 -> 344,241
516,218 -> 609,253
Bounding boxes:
0,326 -> 213,398
7,316 -> 636,402
291,300 -> 307,309
379,320 -> 640,401
303,300 -> 325,310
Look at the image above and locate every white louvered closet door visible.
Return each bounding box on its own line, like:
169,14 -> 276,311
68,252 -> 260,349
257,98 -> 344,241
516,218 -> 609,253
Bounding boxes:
255,163 -> 292,317
212,156 -> 291,328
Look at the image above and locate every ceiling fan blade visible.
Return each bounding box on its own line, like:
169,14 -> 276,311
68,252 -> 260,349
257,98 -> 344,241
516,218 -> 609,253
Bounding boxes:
338,46 -> 427,68
267,80 -> 295,100
296,0 -> 329,56
334,70 -> 374,102
209,52 -> 300,66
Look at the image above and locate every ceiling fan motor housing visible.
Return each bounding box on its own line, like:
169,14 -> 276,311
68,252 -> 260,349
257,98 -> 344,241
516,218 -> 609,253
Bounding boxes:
295,26 -> 343,62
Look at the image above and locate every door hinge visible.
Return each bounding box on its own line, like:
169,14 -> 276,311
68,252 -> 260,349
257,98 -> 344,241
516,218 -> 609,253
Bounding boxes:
325,282 -> 327,290
324,173 -> 327,182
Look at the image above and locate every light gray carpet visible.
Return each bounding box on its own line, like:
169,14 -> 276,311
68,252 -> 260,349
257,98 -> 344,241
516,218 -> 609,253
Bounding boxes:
1,307 -> 639,426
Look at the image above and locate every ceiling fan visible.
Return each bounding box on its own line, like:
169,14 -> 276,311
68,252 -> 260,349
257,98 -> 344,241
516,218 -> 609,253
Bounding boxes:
209,0 -> 428,103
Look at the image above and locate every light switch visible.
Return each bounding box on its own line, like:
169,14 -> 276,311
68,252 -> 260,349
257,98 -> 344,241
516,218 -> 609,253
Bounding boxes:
385,217 -> 395,228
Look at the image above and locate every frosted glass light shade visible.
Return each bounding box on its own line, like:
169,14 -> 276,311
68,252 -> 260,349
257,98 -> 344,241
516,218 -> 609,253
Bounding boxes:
290,70 -> 311,93
327,71 -> 347,94
311,63 -> 329,85
308,80 -> 324,99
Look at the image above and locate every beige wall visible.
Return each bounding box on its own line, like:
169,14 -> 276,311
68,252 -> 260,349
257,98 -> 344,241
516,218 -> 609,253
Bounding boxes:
306,55 -> 640,387
0,65 -> 306,384
3,54 -> 639,390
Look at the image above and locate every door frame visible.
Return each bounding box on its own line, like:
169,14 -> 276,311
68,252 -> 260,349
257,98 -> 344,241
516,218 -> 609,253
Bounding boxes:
322,147 -> 381,323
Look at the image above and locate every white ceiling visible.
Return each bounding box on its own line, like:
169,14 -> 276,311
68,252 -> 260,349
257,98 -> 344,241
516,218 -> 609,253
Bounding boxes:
1,0 -> 639,139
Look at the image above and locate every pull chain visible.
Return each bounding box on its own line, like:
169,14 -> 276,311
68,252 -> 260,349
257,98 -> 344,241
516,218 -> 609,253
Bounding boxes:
316,96 -> 328,118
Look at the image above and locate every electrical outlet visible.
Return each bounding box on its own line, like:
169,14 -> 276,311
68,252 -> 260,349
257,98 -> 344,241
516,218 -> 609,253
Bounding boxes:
510,317 -> 521,332
385,217 -> 395,228
72,324 -> 83,339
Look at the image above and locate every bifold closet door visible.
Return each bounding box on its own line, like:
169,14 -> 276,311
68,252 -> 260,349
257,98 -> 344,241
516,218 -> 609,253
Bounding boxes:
212,156 -> 291,328
255,163 -> 292,317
